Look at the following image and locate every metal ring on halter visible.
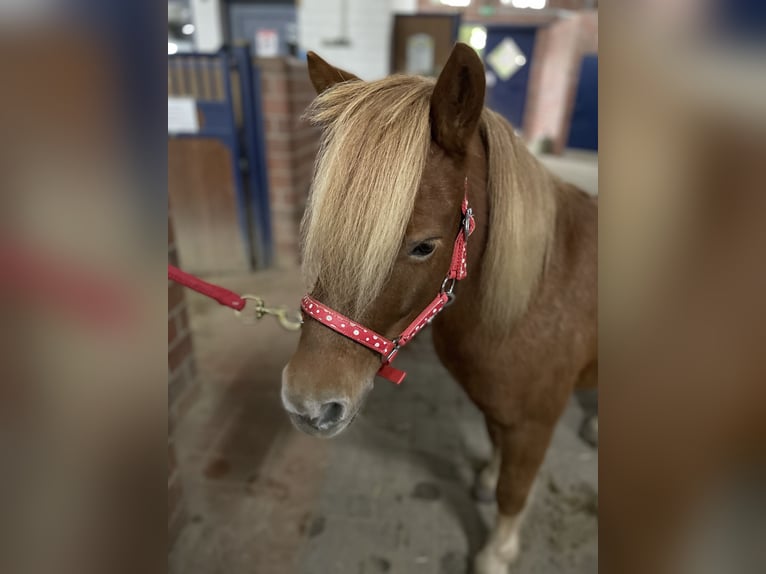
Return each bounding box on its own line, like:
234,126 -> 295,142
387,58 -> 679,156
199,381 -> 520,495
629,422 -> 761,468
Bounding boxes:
440,277 -> 457,306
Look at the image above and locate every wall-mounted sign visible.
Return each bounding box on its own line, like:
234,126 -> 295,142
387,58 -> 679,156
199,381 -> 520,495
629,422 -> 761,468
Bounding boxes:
487,38 -> 526,81
255,28 -> 279,57
168,97 -> 199,134
405,33 -> 435,75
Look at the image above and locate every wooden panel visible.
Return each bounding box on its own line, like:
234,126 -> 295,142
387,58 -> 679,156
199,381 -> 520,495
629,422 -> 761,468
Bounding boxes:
168,139 -> 249,273
230,69 -> 243,127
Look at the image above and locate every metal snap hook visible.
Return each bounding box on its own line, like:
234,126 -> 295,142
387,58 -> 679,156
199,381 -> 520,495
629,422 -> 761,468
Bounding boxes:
272,308 -> 303,331
233,294 -> 266,323
234,294 -> 302,331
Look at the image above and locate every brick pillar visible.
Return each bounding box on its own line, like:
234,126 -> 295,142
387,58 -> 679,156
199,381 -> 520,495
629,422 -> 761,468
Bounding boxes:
258,57 -> 321,267
523,11 -> 598,153
168,217 -> 199,546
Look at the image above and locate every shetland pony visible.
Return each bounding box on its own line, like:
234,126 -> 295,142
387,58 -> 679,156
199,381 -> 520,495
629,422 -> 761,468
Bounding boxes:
282,44 -> 597,573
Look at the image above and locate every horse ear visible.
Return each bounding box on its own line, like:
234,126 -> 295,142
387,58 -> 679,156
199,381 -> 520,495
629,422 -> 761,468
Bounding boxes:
430,43 -> 486,155
307,51 -> 361,95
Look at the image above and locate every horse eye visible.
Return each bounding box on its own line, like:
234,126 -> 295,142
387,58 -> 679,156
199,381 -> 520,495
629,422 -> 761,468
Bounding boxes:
410,241 -> 436,258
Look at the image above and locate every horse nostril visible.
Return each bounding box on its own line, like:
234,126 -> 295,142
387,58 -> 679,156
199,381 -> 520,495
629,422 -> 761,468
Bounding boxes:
315,401 -> 345,429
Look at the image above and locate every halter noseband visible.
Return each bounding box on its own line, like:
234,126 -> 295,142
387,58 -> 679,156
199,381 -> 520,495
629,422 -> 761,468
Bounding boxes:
301,178 -> 475,385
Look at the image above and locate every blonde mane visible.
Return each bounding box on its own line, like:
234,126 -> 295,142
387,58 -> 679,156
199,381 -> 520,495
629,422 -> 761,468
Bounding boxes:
479,109 -> 558,323
301,76 -> 434,314
301,75 -> 557,323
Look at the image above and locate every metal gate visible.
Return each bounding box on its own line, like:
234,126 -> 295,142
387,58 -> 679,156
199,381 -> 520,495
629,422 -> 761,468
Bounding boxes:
168,45 -> 272,272
567,55 -> 598,151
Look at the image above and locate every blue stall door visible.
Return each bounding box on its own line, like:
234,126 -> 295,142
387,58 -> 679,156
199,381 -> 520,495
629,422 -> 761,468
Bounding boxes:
483,26 -> 537,132
567,55 -> 598,151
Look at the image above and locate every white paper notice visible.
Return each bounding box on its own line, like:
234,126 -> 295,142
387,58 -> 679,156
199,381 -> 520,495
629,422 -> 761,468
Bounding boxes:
168,97 -> 199,134
255,28 -> 279,57
406,33 -> 435,75
487,38 -> 526,81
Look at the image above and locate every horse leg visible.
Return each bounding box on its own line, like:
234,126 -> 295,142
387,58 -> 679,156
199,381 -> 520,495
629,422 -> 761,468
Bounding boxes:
577,390 -> 598,447
473,420 -> 556,574
473,418 -> 502,503
575,360 -> 598,447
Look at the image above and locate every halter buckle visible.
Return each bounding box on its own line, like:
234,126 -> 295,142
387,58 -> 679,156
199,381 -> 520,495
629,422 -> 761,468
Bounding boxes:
463,207 -> 474,237
384,338 -> 401,362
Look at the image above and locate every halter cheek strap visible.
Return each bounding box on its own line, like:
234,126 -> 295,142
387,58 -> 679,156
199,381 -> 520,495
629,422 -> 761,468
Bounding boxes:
301,179 -> 475,385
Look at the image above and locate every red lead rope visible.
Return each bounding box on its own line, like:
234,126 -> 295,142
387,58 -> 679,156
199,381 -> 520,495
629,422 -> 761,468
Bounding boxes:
168,265 -> 302,331
168,265 -> 246,311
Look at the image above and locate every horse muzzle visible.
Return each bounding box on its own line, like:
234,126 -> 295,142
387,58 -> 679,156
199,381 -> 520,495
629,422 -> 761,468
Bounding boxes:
280,365 -> 370,438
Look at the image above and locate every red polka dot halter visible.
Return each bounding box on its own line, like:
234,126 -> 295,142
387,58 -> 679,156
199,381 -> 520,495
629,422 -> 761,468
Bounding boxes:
301,178 -> 476,385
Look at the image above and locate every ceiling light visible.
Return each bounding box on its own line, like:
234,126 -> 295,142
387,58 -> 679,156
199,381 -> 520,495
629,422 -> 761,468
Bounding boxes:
469,27 -> 487,50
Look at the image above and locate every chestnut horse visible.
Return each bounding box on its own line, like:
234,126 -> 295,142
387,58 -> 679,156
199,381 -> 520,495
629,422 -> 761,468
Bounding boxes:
282,44 -> 597,573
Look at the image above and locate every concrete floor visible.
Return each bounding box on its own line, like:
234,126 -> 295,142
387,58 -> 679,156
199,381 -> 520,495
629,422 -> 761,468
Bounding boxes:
169,150 -> 598,573
538,150 -> 598,196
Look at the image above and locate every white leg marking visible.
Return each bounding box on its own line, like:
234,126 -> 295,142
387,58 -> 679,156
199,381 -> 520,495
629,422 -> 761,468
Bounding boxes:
473,513 -> 524,574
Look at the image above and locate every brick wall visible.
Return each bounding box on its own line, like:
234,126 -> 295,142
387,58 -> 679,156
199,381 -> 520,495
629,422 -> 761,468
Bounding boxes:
168,216 -> 200,546
258,57 -> 321,267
